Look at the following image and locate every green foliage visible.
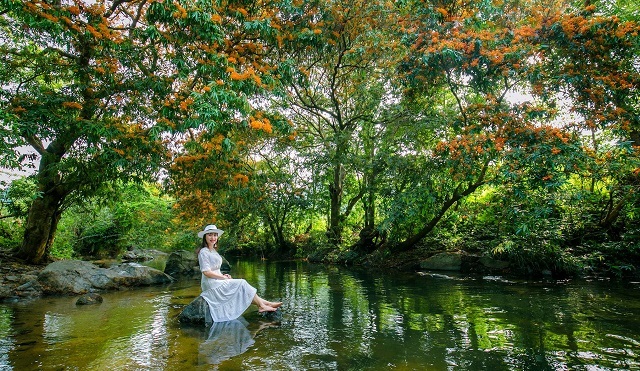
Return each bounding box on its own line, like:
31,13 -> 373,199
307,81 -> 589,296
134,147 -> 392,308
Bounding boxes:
0,177 -> 35,251
1,0 -> 637,277
51,183 -> 177,259
1,177 -> 37,218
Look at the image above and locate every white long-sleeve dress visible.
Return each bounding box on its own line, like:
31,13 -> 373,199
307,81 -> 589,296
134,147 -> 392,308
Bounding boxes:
198,247 -> 257,322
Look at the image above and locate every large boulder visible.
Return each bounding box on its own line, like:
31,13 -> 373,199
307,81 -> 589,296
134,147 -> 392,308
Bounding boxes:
37,260 -> 172,295
164,250 -> 199,278
164,249 -> 231,277
420,251 -> 462,271
177,296 -> 213,325
177,296 -> 282,325
38,260 -> 121,294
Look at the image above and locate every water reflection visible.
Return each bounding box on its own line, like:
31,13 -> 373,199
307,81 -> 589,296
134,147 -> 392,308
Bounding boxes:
199,318 -> 254,364
0,261 -> 639,370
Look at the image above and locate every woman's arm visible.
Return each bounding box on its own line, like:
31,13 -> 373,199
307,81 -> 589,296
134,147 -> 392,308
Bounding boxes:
202,270 -> 232,280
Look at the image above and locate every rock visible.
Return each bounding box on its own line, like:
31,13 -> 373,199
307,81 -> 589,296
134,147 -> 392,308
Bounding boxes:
37,260 -> 173,295
164,249 -> 231,277
109,262 -> 173,286
14,280 -> 43,297
164,250 -> 199,278
420,252 -> 462,271
76,293 -> 103,305
122,249 -> 168,262
259,309 -> 283,321
177,296 -> 283,325
38,260 -> 122,294
479,256 -> 510,270
177,296 -> 213,325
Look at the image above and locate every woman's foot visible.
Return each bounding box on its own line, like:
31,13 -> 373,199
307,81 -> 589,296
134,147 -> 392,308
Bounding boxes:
266,301 -> 283,308
258,304 -> 278,313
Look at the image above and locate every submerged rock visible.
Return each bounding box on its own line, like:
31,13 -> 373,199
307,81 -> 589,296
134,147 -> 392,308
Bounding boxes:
420,251 -> 462,271
259,308 -> 283,321
76,293 -> 103,305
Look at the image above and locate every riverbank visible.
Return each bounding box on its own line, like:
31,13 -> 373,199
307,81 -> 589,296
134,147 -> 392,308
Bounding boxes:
0,249 -> 174,302
0,250 -> 45,300
3,243 -> 638,303
229,243 -> 640,281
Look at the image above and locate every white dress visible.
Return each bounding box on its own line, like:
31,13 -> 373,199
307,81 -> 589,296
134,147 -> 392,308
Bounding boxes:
198,248 -> 257,322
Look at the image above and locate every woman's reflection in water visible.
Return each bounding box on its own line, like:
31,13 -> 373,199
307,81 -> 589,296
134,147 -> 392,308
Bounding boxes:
198,317 -> 279,365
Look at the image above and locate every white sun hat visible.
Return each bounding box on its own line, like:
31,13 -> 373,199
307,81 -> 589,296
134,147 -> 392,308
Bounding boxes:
197,224 -> 224,238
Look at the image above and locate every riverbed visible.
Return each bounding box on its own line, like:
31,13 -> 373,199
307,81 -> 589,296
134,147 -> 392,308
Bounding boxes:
1,259 -> 638,370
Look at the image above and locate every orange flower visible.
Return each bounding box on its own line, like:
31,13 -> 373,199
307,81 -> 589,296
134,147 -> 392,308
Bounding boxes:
62,101 -> 83,110
262,122 -> 273,134
435,8 -> 448,17
67,6 -> 80,16
230,71 -> 247,80
179,97 -> 194,111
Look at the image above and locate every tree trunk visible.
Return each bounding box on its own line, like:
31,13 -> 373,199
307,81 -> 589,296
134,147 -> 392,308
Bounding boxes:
328,162 -> 345,245
394,163 -> 489,253
15,191 -> 64,264
355,145 -> 380,253
15,142 -> 70,264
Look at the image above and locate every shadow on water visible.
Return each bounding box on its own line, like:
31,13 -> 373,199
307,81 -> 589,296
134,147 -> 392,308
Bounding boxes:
0,259 -> 639,370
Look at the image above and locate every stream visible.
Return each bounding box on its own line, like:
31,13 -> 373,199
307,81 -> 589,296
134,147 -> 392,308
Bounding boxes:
1,259 -> 639,370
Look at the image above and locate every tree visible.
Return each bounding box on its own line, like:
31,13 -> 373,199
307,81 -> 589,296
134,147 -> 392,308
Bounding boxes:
390,0 -> 564,251
274,0 -> 406,246
531,5 -> 640,231
0,0 -> 294,263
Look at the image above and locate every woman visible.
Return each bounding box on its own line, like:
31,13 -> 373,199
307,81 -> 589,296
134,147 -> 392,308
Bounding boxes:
197,224 -> 282,322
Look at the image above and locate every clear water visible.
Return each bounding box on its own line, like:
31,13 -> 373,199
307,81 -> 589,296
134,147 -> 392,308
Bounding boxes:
0,260 -> 638,370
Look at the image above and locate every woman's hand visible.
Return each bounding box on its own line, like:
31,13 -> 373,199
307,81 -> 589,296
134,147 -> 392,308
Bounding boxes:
223,273 -> 232,279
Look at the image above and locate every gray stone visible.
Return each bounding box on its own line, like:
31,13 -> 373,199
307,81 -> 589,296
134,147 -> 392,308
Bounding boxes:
76,293 -> 103,305
177,296 -> 283,325
259,308 -> 283,321
109,262 -> 173,285
38,260 -> 121,294
164,250 -> 199,277
37,260 -> 173,295
122,249 -> 168,262
420,252 -> 462,271
479,256 -> 510,270
164,249 -> 231,277
177,296 -> 213,325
